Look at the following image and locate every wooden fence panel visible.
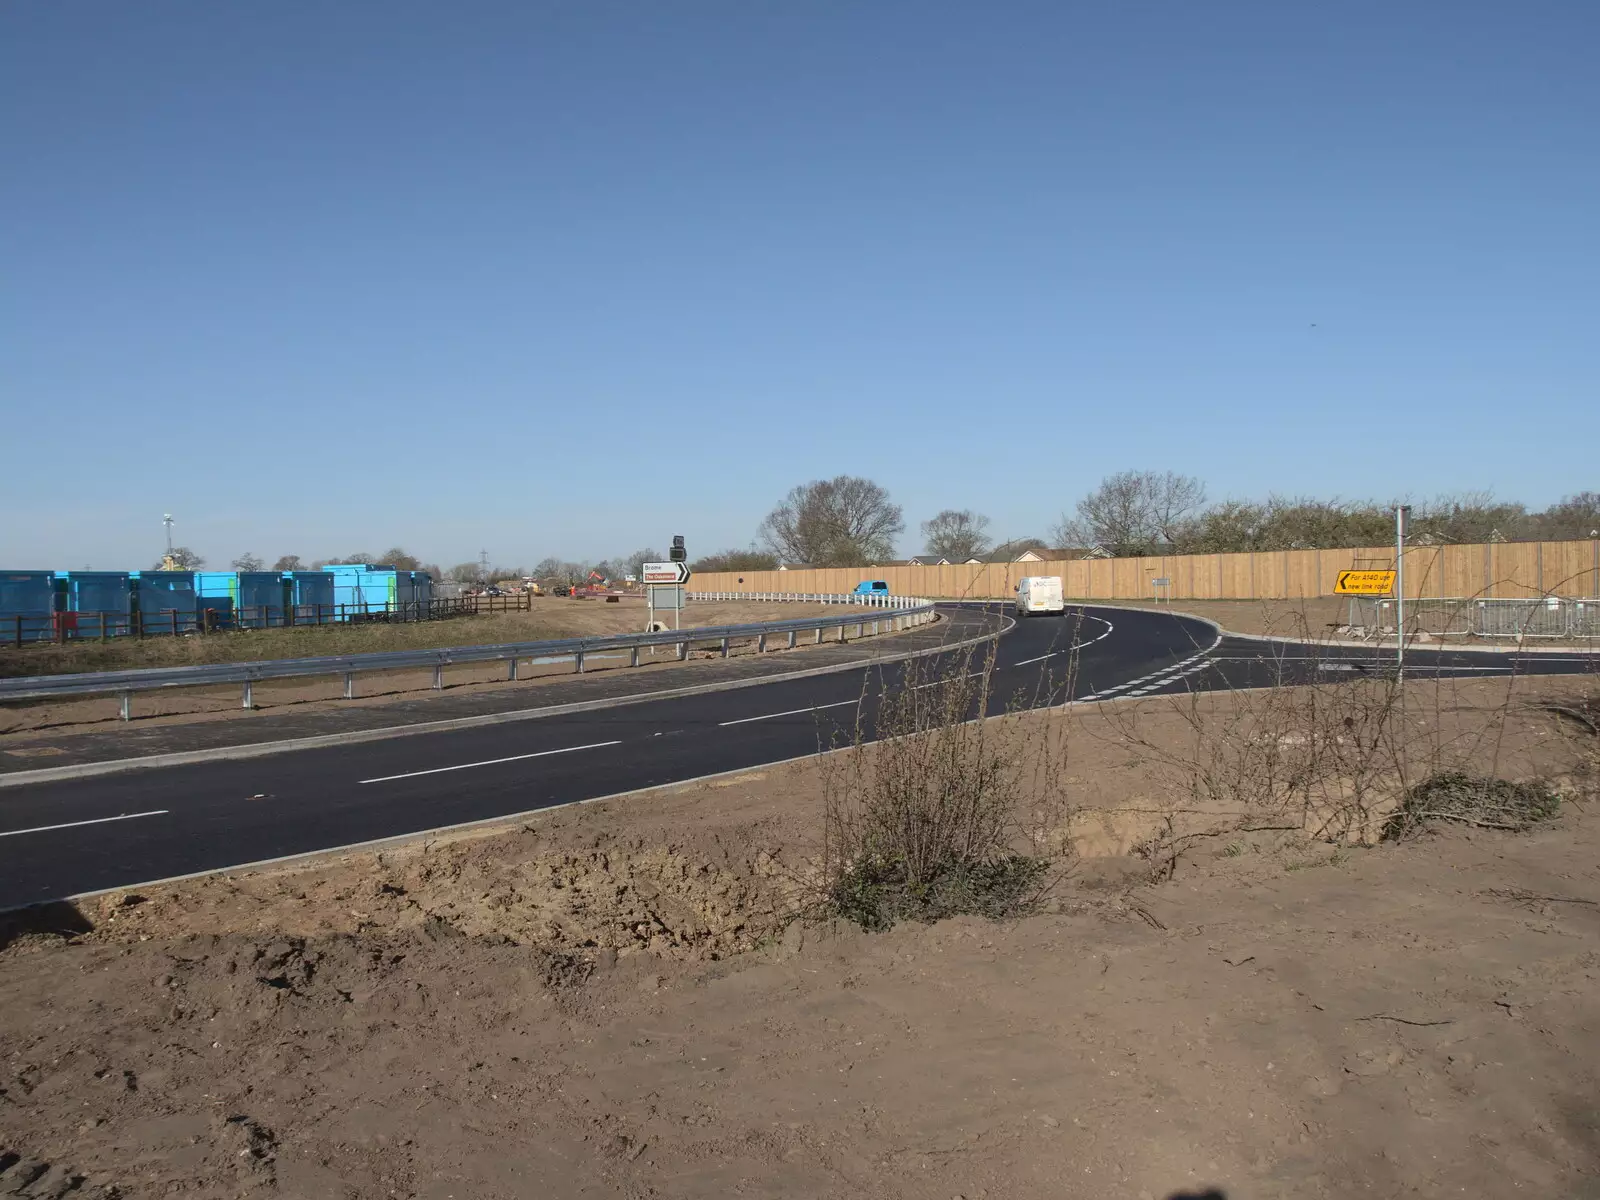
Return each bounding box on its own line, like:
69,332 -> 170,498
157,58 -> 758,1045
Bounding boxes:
684,538 -> 1600,601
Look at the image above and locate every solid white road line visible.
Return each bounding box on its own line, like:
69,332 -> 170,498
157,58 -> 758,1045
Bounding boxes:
0,810 -> 169,839
718,699 -> 860,726
359,740 -> 621,785
912,672 -> 987,690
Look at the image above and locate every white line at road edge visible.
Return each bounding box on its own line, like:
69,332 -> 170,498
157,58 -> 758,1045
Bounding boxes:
719,699 -> 860,726
1012,615 -> 1116,666
359,740 -> 621,785
0,810 -> 169,839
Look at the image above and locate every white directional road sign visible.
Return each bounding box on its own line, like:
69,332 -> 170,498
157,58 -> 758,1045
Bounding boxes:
641,561 -> 691,585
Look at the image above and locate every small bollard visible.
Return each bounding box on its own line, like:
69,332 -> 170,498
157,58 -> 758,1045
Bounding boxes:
344,672 -> 355,699
787,630 -> 797,649
677,640 -> 688,661
432,664 -> 444,690
119,691 -> 132,722
630,645 -> 640,668
508,658 -> 519,681
242,680 -> 254,710
575,650 -> 585,673
720,637 -> 730,658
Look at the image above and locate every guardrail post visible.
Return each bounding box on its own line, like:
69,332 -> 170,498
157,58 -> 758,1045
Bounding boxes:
838,624 -> 846,643
508,658 -> 519,681
757,632 -> 766,653
575,650 -> 585,673
344,672 -> 355,699
119,691 -> 131,721
815,627 -> 823,644
630,645 -> 640,668
242,680 -> 253,710
721,636 -> 730,658
677,639 -> 687,661
433,664 -> 444,690
787,630 -> 796,649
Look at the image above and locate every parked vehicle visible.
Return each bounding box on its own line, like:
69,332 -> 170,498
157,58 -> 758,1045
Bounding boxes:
1015,576 -> 1065,617
853,580 -> 891,595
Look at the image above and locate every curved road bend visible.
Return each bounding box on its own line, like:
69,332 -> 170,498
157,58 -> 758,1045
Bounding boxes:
0,604 -> 1590,909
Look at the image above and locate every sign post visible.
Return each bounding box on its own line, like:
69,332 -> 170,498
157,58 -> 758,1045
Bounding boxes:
1394,506 -> 1411,681
641,561 -> 691,634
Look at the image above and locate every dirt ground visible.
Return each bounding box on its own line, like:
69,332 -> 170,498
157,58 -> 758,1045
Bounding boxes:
0,601 -> 895,736
3,676 -> 1597,1198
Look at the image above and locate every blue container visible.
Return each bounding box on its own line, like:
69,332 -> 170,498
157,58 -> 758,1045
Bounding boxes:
196,571 -> 238,629
323,564 -> 398,617
0,570 -> 59,642
289,571 -> 336,622
131,571 -> 197,634
63,569 -> 134,643
237,572 -> 288,628
409,571 -> 434,608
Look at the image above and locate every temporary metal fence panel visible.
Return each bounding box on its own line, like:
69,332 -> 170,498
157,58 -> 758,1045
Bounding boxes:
1348,596 -> 1599,639
0,594 -> 938,712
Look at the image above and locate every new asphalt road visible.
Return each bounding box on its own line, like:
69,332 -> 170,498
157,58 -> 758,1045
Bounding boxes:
0,604 -> 1593,909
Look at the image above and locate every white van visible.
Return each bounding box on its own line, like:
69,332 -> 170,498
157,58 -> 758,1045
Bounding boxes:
1015,575 -> 1065,617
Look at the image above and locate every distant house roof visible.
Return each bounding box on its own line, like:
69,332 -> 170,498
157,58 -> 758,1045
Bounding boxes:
906,555 -> 950,566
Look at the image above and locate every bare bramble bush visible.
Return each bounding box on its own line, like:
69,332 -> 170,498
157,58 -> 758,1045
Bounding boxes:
818,621 -> 1080,930
1096,617 -> 1584,879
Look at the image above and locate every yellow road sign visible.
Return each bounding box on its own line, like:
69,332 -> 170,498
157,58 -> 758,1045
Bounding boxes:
1334,569 -> 1396,595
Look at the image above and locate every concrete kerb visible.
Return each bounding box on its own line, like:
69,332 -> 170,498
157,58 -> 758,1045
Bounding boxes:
0,610 -> 1006,790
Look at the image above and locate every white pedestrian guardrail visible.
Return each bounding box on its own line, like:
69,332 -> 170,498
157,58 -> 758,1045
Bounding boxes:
0,593 -> 937,721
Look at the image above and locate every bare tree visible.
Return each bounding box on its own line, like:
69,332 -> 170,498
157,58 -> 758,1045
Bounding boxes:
759,476 -> 904,566
692,548 -> 780,572
622,547 -> 665,579
1054,471 -> 1206,557
1535,491 -> 1600,540
230,552 -> 264,572
921,509 -> 992,561
271,555 -> 304,572
151,547 -> 204,570
380,547 -> 423,572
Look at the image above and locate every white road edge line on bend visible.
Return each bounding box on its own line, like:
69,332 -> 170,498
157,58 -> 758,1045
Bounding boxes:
718,699 -> 860,727
0,810 -> 169,839
359,740 -> 621,785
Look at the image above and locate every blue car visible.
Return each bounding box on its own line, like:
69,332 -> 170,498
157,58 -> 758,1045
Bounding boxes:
853,580 -> 890,595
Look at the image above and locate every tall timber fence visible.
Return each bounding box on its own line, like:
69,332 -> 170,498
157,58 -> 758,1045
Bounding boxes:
687,539 -> 1600,603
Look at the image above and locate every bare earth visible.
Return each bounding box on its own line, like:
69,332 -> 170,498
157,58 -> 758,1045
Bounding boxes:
2,677 -> 1597,1199
0,601 -> 886,736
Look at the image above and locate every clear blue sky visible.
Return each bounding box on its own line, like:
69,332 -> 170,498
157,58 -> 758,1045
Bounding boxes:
3,2 -> 1594,570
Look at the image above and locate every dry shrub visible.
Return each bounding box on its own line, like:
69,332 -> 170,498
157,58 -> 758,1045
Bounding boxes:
818,634 -> 1079,930
1096,636 -> 1592,878
1383,772 -> 1561,839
